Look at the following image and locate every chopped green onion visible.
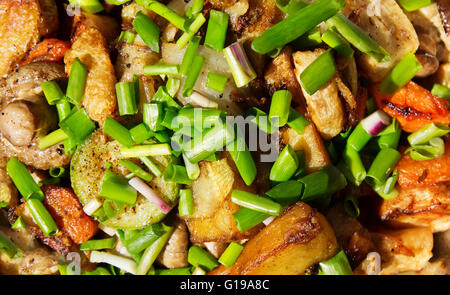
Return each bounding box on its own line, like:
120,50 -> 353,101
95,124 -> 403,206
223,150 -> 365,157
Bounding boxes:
182,124 -> 234,163
298,171 -> 329,202
223,42 -> 257,88
276,0 -> 307,14
120,159 -> 153,182
370,179 -> 399,200
143,103 -> 164,132
6,157 -> 44,201
176,13 -> 206,49
270,144 -> 299,183
0,231 -> 22,258
344,195 -> 360,218
182,154 -> 200,180
163,164 -> 193,185
378,119 -> 401,150
90,251 -> 138,275
139,156 -> 163,178
155,267 -> 192,275
39,128 -> 69,150
269,90 -> 292,127
191,0 -> 204,15
293,150 -> 307,178
397,0 -> 433,12
326,12 -> 390,63
176,107 -> 223,130
136,0 -> 186,31
137,224 -> 173,275
347,123 -> 372,152
319,165 -> 348,194
118,31 -> 136,44
299,49 -> 336,95
406,137 -> 445,160
380,53 -> 422,94
27,198 -> 58,236
41,81 -> 64,105
161,107 -> 180,130
66,58 -> 87,106
166,77 -> 181,97
130,123 -> 154,144
49,166 -> 66,178
178,188 -> 194,216
204,10 -> 229,51
342,147 -> 366,186
252,0 -> 345,54
59,108 -> 95,145
69,0 -> 103,13
265,180 -> 304,206
290,27 -> 322,49
152,86 -> 181,108
321,29 -> 354,59
121,144 -> 172,158
103,117 -> 133,148
408,123 -> 450,146
133,11 -> 161,53
231,190 -> 282,216
11,216 -> 26,229
431,84 -> 450,101
382,170 -> 398,195
56,101 -> 72,122
247,107 -> 276,134
227,136 -> 257,186
287,108 -> 309,135
143,64 -> 179,76
99,170 -> 138,205
188,245 -> 219,271
233,207 -> 270,232
80,238 -> 116,251
124,224 -> 164,255
218,242 -> 244,267
367,148 -> 401,184
180,36 -> 201,77
206,72 -> 228,93
318,250 -> 353,275
182,55 -> 205,97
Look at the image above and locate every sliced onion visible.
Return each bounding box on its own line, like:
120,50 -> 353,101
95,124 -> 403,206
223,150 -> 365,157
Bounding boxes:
188,91 -> 219,109
98,224 -> 117,236
192,267 -> 207,275
365,252 -> 381,275
223,42 -> 257,88
115,240 -> 132,258
83,198 -> 102,216
128,177 -> 171,214
361,110 -> 392,136
90,251 -> 137,275
263,216 -> 276,226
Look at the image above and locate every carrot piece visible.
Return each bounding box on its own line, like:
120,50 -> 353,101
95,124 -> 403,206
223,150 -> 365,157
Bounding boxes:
20,38 -> 70,66
372,81 -> 450,133
41,185 -> 97,244
396,142 -> 450,188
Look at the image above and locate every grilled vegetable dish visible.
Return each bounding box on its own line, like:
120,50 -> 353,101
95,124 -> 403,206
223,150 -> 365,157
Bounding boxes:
0,0 -> 449,275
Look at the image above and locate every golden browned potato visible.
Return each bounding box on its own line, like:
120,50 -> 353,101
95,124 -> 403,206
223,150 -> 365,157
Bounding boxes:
281,126 -> 331,173
72,12 -> 120,45
435,63 -> 450,87
0,0 -> 58,77
293,49 -> 346,140
210,202 -> 339,275
355,227 -> 433,275
379,182 -> 450,233
182,154 -> 262,243
343,0 -> 419,82
65,28 -> 117,125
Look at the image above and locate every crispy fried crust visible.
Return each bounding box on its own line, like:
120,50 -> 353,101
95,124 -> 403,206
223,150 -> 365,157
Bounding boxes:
373,81 -> 450,133
210,202 -> 339,275
0,0 -> 58,77
379,182 -> 450,232
41,185 -> 98,244
64,28 -> 117,125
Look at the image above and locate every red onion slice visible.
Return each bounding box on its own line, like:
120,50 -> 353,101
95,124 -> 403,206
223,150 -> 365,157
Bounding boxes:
223,42 -> 257,88
128,177 -> 171,214
361,110 -> 392,136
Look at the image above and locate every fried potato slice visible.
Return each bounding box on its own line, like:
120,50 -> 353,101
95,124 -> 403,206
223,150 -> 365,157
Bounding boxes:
0,0 -> 58,77
396,143 -> 450,188
64,28 -> 117,125
183,154 -> 262,243
343,0 -> 419,82
379,182 -> 450,233
373,81 -> 450,133
293,49 -> 346,140
210,202 -> 339,275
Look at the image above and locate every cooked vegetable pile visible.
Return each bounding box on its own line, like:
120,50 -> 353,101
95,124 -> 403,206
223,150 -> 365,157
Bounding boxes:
0,0 -> 449,275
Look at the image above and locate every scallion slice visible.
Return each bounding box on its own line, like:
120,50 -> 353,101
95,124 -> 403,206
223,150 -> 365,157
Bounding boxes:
80,238 -> 116,251
58,108 -> 95,145
188,245 -> 219,272
321,29 -> 354,59
130,123 -> 154,144
298,172 -> 329,202
270,144 -> 299,183
66,58 -> 87,106
176,13 -> 206,49
121,144 -> 172,158
379,53 -> 422,94
143,64 -> 179,76
227,135 -> 257,186
133,11 -> 161,53
342,147 -> 366,186
11,216 -> 26,229
231,190 -> 282,216
343,195 -> 360,218
180,36 -> 201,77
182,55 -> 205,97
299,49 -> 336,95
39,128 -> 69,150
204,10 -> 229,51
407,123 -> 450,146
366,148 -> 401,184
120,159 -> 153,182
224,42 -> 257,88
0,231 -> 22,258
6,157 -> 44,201
69,0 -> 104,14
41,81 -> 65,105
163,164 -> 193,185
287,108 -> 309,135
143,103 -> 165,132
318,250 -> 353,275
397,0 -> 433,12
136,0 -> 186,31
431,84 -> 450,101
276,0 -> 307,14
99,170 -> 138,205
103,117 -> 133,148
27,198 -> 59,236
178,188 -> 194,217
218,242 -> 244,267
206,72 -> 228,93
233,207 -> 270,232
139,156 -> 163,178
269,90 -> 292,127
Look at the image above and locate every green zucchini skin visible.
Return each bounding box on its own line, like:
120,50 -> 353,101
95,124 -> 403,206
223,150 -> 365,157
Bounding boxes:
70,130 -> 179,230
